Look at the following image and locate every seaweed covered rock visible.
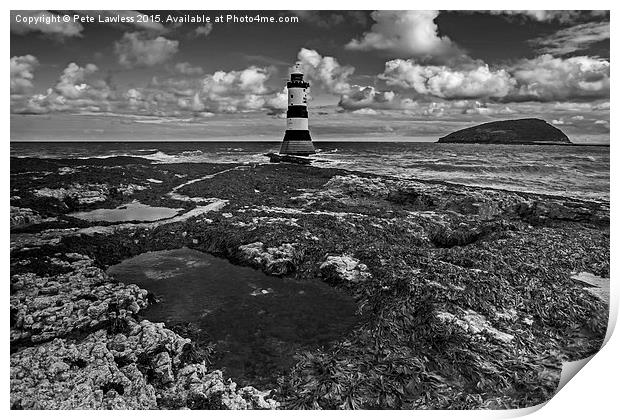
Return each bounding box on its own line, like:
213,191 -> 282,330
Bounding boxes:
238,242 -> 297,275
438,118 -> 571,144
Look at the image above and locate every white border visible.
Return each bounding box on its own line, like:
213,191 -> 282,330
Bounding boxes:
4,1 -> 617,419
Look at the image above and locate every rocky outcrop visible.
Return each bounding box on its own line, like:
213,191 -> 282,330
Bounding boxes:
436,310 -> 515,343
10,253 -> 149,345
438,118 -> 571,144
10,319 -> 279,410
33,183 -> 147,205
238,242 -> 297,275
10,206 -> 45,228
320,255 -> 372,285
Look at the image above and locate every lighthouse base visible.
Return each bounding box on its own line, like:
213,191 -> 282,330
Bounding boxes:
280,130 -> 315,156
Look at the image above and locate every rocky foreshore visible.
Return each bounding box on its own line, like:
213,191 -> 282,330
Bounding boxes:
10,156 -> 609,409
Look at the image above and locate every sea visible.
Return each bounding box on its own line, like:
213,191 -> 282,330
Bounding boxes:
10,141 -> 610,202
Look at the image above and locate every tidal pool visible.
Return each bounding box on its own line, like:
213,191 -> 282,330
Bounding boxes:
69,201 -> 181,222
107,247 -> 358,387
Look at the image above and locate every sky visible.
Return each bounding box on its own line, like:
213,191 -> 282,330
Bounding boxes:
10,10 -> 610,142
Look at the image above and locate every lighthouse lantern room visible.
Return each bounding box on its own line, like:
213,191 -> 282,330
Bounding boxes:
279,62 -> 315,155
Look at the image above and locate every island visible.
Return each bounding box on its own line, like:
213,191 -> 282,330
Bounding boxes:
438,118 -> 572,145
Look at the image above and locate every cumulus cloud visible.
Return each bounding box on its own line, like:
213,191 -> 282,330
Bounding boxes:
374,54 -> 609,104
199,66 -> 275,112
193,23 -> 213,37
12,62 -> 113,114
530,22 -> 610,56
11,11 -> 83,39
380,59 -> 515,100
297,48 -> 354,94
508,54 -> 609,102
345,11 -> 462,61
338,85 -> 396,110
115,32 -> 179,68
11,55 -> 39,95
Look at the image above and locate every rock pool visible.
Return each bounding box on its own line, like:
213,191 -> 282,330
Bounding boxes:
69,201 -> 181,222
107,247 -> 358,388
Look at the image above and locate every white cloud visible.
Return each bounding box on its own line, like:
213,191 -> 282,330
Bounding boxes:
531,22 -> 610,56
115,32 -> 179,68
351,108 -> 379,115
10,55 -> 39,95
12,62 -> 113,114
297,48 -> 354,94
345,11 -> 461,61
199,66 -> 275,112
508,54 -> 609,102
55,63 -> 102,99
11,11 -> 83,39
193,23 -> 213,37
380,59 -> 515,100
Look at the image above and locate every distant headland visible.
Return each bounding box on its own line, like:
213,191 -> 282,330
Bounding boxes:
438,118 -> 572,145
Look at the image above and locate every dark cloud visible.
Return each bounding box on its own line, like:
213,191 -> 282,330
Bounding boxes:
338,85 -> 395,110
529,21 -> 610,56
483,10 -> 609,24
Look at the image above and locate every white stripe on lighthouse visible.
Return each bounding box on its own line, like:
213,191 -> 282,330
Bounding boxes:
288,87 -> 307,106
286,118 -> 308,130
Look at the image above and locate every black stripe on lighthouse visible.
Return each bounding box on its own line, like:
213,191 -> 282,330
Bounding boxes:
287,105 -> 308,118
283,130 -> 312,141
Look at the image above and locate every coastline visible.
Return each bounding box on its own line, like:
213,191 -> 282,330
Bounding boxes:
10,156 -> 609,409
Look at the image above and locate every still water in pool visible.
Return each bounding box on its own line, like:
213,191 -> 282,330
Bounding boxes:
107,247 -> 358,387
69,201 -> 181,222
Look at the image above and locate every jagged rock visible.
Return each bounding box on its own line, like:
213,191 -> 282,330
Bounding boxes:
238,242 -> 297,275
10,319 -> 278,410
320,255 -> 372,285
33,183 -> 147,205
10,254 -> 149,345
34,184 -> 110,205
10,206 -> 44,228
160,367 -> 279,409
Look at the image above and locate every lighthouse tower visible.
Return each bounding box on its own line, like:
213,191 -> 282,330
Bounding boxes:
279,63 -> 315,155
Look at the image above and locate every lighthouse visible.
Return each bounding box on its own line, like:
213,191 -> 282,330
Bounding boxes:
279,63 -> 315,155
